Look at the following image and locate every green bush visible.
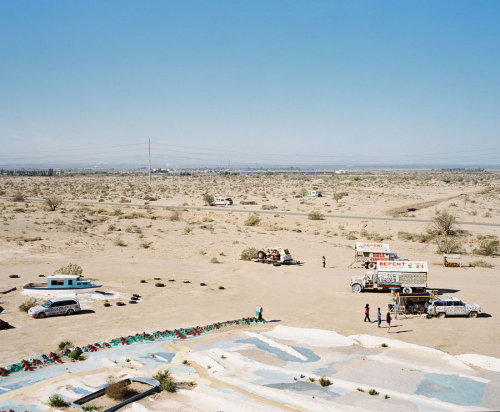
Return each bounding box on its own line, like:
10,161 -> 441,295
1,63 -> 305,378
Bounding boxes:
308,211 -> 324,220
210,257 -> 219,264
69,348 -> 83,361
473,238 -> 499,256
203,193 -> 214,205
19,297 -> 39,312
153,369 -> 177,393
48,394 -> 67,407
369,389 -> 379,396
240,247 -> 258,260
319,376 -> 332,387
58,340 -> 73,351
55,263 -> 83,275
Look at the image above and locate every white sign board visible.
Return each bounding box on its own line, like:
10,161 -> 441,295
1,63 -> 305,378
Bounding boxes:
355,242 -> 391,253
377,261 -> 428,272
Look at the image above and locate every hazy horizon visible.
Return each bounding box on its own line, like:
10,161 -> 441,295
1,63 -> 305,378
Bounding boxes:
1,1 -> 499,167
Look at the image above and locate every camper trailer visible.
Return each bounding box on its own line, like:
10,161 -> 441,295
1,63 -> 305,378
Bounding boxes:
352,242 -> 407,269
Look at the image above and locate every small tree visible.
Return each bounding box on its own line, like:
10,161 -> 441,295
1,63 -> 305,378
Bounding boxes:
333,192 -> 347,203
431,211 -> 457,236
45,196 -> 62,211
203,193 -> 214,206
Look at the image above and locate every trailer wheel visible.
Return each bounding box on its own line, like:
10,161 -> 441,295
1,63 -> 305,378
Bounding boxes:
469,311 -> 478,318
402,287 -> 412,294
437,312 -> 446,318
352,284 -> 362,293
367,262 -> 376,270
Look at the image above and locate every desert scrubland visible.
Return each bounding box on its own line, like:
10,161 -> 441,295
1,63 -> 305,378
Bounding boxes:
1,170 -> 499,366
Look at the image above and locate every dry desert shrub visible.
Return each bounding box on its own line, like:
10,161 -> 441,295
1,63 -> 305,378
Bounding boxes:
44,196 -> 62,211
473,237 -> 499,256
19,298 -> 40,312
470,260 -> 494,268
244,213 -> 260,226
105,380 -> 138,401
55,263 -> 83,275
308,211 -> 324,220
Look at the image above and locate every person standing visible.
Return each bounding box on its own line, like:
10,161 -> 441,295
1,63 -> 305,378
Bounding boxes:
322,256 -> 326,268
377,307 -> 382,328
386,312 -> 392,332
364,304 -> 371,322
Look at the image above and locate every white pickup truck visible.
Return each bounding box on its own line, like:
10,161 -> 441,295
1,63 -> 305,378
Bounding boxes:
351,261 -> 428,294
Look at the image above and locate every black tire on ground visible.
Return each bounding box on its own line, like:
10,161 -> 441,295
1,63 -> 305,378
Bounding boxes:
104,303 -> 111,307
437,312 -> 446,318
66,309 -> 74,316
258,251 -> 266,259
352,284 -> 362,293
469,311 -> 478,318
38,312 -> 46,319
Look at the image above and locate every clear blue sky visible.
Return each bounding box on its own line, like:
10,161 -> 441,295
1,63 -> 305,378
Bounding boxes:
1,1 -> 499,167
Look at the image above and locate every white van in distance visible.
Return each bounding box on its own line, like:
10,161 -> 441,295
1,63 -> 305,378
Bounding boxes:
213,196 -> 233,206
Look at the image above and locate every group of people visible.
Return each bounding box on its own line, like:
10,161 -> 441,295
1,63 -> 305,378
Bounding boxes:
364,304 -> 392,332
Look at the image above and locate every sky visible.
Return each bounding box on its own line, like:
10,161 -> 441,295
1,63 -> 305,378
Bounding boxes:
0,1 -> 499,168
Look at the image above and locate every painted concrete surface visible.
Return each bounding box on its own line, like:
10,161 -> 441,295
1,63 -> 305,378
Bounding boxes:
1,325 -> 499,411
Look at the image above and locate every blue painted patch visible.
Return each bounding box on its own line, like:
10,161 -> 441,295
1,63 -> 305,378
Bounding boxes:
291,346 -> 320,363
72,387 -> 93,395
236,338 -> 319,363
252,369 -> 295,385
265,381 -> 339,400
415,373 -> 485,406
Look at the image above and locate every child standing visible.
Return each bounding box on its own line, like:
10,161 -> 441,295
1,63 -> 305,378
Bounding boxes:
377,308 -> 382,328
364,304 -> 371,322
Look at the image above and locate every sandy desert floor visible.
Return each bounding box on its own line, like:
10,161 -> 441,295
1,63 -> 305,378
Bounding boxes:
0,170 -> 499,370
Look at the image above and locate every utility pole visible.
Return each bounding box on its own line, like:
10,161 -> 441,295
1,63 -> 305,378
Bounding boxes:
148,138 -> 151,185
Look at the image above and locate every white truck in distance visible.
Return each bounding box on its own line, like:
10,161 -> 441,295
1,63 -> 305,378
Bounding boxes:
351,261 -> 428,294
353,242 -> 407,269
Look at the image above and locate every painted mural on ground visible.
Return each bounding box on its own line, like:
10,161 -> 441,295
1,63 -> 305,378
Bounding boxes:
1,324 -> 499,411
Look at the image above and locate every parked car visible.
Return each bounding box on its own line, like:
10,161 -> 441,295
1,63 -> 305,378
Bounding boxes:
28,297 -> 81,319
427,296 -> 481,318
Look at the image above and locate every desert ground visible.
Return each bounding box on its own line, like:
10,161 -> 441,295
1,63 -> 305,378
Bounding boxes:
0,171 -> 499,399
